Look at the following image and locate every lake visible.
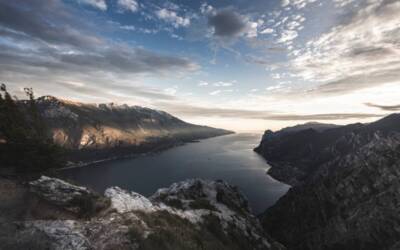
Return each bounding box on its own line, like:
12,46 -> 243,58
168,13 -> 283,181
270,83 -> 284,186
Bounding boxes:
62,133 -> 290,214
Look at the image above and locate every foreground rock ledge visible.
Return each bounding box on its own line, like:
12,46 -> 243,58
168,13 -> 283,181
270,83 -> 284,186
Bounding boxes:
1,176 -> 285,250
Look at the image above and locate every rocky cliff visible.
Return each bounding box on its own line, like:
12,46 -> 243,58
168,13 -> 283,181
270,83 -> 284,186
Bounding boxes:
255,114 -> 400,250
0,176 -> 285,250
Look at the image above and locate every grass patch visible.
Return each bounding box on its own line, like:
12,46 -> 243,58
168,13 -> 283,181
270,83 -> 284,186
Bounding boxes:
127,210 -> 261,250
70,194 -> 110,218
163,198 -> 184,210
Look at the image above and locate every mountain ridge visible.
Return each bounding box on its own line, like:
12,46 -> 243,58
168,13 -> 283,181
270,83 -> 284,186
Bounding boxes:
19,95 -> 233,162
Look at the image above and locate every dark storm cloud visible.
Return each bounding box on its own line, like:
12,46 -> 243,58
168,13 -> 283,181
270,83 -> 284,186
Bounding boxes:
208,9 -> 247,37
157,102 -> 383,121
365,103 -> 400,111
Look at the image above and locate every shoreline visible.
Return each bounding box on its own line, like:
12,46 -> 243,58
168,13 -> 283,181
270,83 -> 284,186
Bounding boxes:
58,133 -> 233,171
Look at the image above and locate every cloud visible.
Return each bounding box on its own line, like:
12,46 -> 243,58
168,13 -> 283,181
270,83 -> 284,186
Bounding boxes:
308,67 -> 400,95
260,28 -> 274,34
244,55 -> 271,65
281,0 -> 290,7
198,81 -> 235,87
157,102 -> 383,121
281,0 -> 317,9
164,85 -> 178,96
290,0 -> 400,95
204,7 -> 262,45
213,81 -> 234,87
57,79 -> 178,101
155,8 -> 190,28
209,89 -> 234,96
259,8 -> 306,51
117,0 -> 139,12
246,21 -> 259,38
333,0 -> 356,7
276,21 -> 301,45
271,73 -> 281,79
207,9 -> 247,38
0,0 -> 103,48
365,103 -> 400,111
198,81 -> 209,86
209,90 -> 221,96
266,84 -> 284,91
78,0 -> 107,10
0,0 -> 198,103
120,25 -> 158,34
200,3 -> 215,15
0,0 -> 197,73
0,40 -> 197,78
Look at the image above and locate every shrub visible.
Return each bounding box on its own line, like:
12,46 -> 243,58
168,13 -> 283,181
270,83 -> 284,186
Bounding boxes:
0,84 -> 65,172
189,199 -> 217,211
164,198 -> 183,209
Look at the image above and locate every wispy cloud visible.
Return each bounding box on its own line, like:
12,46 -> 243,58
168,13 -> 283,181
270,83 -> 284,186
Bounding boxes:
213,81 -> 234,87
198,81 -> 209,86
78,0 -> 107,10
157,102 -> 383,121
209,90 -> 222,96
0,0 -> 198,103
289,0 -> 400,95
281,0 -> 317,9
365,103 -> 400,111
117,0 -> 139,13
155,8 -> 190,28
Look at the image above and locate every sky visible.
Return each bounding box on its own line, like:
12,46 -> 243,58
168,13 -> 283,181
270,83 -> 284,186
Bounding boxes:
0,0 -> 399,132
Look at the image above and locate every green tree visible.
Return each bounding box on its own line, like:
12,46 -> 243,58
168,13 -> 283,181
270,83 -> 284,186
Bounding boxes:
0,84 -> 64,172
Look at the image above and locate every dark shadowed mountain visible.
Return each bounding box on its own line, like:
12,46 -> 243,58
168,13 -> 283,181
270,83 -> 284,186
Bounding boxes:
255,114 -> 400,250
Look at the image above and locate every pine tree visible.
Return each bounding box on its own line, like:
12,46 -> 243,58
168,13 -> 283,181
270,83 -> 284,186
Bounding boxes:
0,84 -> 64,172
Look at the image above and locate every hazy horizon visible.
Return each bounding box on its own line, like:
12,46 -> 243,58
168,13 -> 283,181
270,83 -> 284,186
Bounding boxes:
1,0 -> 399,131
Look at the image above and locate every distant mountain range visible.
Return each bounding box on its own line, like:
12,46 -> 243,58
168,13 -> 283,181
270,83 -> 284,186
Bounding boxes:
20,96 -> 233,162
255,114 -> 400,250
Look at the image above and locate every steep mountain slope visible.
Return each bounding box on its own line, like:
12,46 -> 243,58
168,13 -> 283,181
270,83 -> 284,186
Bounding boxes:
255,114 -> 400,250
0,176 -> 285,250
17,96 -> 232,161
254,119 -> 382,185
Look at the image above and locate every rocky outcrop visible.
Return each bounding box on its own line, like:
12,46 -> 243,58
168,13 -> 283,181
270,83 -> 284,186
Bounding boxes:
2,176 -> 285,250
29,176 -> 109,215
256,114 -> 400,250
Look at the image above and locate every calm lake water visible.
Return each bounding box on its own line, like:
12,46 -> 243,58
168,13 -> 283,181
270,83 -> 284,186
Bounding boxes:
62,133 -> 290,214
